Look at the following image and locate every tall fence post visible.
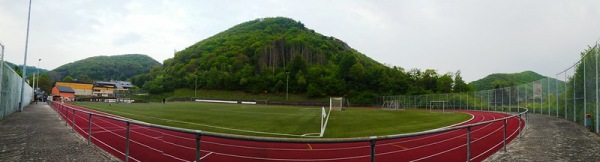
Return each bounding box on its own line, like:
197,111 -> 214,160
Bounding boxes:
370,136 -> 377,162
565,73 -> 568,119
556,75 -> 559,117
597,43 -> 600,134
196,131 -> 202,162
509,88 -> 511,113
88,113 -> 92,145
126,121 -> 130,162
466,126 -> 471,162
584,59 -> 587,127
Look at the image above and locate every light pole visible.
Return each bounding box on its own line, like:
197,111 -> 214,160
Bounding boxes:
194,76 -> 197,99
32,71 -> 35,97
0,43 -> 5,106
19,0 -> 32,112
36,58 -> 40,92
286,72 -> 289,101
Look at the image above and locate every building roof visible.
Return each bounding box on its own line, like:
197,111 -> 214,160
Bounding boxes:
116,81 -> 134,89
56,86 -> 75,93
94,80 -> 133,89
55,82 -> 94,89
94,81 -> 116,88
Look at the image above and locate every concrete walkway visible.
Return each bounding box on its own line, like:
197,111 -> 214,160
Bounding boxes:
486,113 -> 600,161
0,103 -> 117,161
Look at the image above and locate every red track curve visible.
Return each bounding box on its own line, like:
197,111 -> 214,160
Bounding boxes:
50,102 -> 524,162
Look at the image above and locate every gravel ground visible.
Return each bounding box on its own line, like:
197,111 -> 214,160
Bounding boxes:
486,113 -> 600,162
0,102 -> 118,162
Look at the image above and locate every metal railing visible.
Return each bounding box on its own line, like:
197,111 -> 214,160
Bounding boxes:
49,100 -> 527,162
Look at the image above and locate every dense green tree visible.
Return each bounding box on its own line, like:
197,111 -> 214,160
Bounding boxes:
13,66 -> 22,77
63,76 -> 74,82
50,54 -> 160,82
437,73 -> 454,93
468,71 -> 557,90
453,70 -> 471,92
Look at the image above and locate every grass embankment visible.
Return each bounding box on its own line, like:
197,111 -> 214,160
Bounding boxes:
73,102 -> 471,138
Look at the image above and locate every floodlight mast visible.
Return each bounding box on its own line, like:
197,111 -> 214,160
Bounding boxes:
0,43 -> 5,106
596,37 -> 600,134
19,0 -> 32,112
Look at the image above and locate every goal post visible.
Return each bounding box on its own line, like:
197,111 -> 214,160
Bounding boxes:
429,101 -> 450,113
320,97 -> 342,137
330,97 -> 344,111
381,100 -> 405,110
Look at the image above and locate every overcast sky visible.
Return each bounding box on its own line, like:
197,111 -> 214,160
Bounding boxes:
1,0 -> 599,82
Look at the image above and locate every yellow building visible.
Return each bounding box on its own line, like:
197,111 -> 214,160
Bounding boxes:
92,83 -> 115,97
54,81 -> 94,96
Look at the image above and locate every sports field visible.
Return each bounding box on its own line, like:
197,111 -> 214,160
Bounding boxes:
72,102 -> 471,138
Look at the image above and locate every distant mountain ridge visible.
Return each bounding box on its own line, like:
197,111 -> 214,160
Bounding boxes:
3,61 -> 49,76
469,71 -> 559,90
49,54 -> 161,83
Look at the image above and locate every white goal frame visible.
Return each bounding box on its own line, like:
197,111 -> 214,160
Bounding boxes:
381,100 -> 404,110
429,101 -> 450,113
330,97 -> 344,111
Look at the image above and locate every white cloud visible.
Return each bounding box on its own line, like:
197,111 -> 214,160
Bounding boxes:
1,0 -> 599,82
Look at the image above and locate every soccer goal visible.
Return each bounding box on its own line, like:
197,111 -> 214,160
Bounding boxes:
381,100 -> 404,110
330,97 -> 344,111
319,97 -> 343,137
429,101 -> 450,113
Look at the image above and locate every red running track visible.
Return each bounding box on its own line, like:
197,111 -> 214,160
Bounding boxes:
50,102 -> 525,162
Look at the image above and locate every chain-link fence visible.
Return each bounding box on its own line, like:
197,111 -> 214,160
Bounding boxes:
1,61 -> 34,119
379,42 -> 600,135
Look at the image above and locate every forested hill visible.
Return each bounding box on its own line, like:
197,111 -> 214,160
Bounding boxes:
469,71 -> 554,90
4,61 -> 49,76
141,17 -> 470,104
50,54 -> 160,83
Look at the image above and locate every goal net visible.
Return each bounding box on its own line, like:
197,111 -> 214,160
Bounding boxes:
330,97 -> 344,111
429,101 -> 450,113
381,100 -> 404,110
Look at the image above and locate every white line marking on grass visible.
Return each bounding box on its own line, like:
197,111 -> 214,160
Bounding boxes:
84,108 -> 317,137
208,109 -> 308,116
301,133 -> 321,137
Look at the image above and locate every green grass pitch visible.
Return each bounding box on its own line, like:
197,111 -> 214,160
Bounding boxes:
72,102 -> 471,138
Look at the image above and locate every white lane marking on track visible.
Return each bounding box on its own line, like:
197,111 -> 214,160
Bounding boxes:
373,112 -> 496,157
410,111 -> 514,162
200,152 -> 214,160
